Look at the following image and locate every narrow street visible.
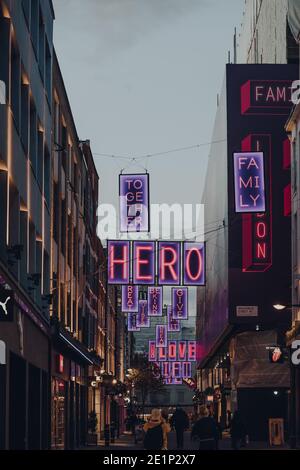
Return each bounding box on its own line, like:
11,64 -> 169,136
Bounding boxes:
96,431 -> 290,451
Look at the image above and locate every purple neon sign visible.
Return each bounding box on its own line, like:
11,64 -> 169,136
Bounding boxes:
172,288 -> 188,320
158,241 -> 181,285
133,241 -> 155,285
148,341 -> 157,362
127,312 -> 140,332
137,299 -> 150,327
233,152 -> 265,213
183,242 -> 205,286
167,305 -> 180,332
156,324 -> 168,348
119,173 -> 150,232
121,285 -> 139,312
148,287 -> 162,316
108,240 -> 130,284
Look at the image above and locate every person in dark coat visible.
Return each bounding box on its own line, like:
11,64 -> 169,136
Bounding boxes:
230,411 -> 247,450
191,405 -> 219,450
170,407 -> 189,449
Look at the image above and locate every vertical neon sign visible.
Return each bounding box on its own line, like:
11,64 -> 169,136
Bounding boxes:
158,241 -> 181,285
156,325 -> 167,348
127,312 -> 140,331
167,305 -> 180,332
119,173 -> 150,232
133,241 -> 155,285
183,242 -> 205,286
233,152 -> 265,213
148,287 -> 163,316
121,285 -> 139,312
108,240 -> 130,284
137,299 -> 150,327
172,287 -> 188,319
148,341 -> 157,362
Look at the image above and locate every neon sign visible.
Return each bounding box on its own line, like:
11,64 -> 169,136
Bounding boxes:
156,324 -> 167,348
137,299 -> 150,327
119,173 -> 149,232
167,305 -> 180,332
148,341 -> 157,362
241,80 -> 293,116
107,240 -> 206,286
172,287 -> 188,319
148,287 -> 163,316
108,240 -> 130,284
158,241 -> 181,285
133,241 -> 155,285
233,152 -> 265,213
183,242 -> 205,286
121,285 -> 139,312
153,341 -> 197,362
127,312 -> 140,332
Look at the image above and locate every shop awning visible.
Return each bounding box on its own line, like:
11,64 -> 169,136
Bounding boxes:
288,0 -> 300,43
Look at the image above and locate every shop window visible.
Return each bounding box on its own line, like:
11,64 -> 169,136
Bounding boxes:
28,363 -> 41,449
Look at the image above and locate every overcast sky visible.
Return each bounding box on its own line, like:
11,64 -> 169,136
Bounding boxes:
52,0 -> 244,320
53,0 -> 243,208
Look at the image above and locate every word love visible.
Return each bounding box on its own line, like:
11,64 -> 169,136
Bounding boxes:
149,340 -> 197,362
233,152 -> 266,213
107,240 -> 205,286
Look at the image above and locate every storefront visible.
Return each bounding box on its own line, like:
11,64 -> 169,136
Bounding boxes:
50,320 -> 94,449
0,275 -> 50,450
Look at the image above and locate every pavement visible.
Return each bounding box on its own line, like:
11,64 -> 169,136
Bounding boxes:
91,431 -> 291,451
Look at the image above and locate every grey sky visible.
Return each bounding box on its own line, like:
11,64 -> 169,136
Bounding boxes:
53,0 -> 243,209
53,0 -> 244,320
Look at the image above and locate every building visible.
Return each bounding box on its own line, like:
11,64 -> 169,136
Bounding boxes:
0,0 -> 54,450
196,62 -> 298,440
284,0 -> 300,449
50,53 -> 105,449
236,0 -> 298,64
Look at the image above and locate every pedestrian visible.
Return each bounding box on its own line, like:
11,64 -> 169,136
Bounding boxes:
143,409 -> 170,450
230,411 -> 247,450
227,410 -> 232,429
170,407 -> 189,449
191,404 -> 219,450
161,409 -> 171,450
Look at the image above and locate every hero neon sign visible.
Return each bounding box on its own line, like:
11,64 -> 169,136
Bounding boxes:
233,152 -> 266,213
107,240 -> 206,286
119,173 -> 150,232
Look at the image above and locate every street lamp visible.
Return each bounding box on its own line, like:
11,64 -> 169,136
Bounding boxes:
273,304 -> 300,311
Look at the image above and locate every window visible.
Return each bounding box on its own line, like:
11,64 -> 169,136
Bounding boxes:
11,45 -> 21,131
38,8 -> 45,81
45,39 -> 52,101
22,0 -> 31,27
29,100 -> 37,175
30,0 -> 39,57
37,127 -> 44,189
53,182 -> 59,243
21,80 -> 30,153
44,146 -> 50,207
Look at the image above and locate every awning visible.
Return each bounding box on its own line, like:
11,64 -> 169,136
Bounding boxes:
288,0 -> 300,43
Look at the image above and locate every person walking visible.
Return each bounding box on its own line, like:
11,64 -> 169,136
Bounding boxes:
143,409 -> 170,450
161,409 -> 171,450
230,411 -> 247,450
191,405 -> 219,450
170,407 -> 189,449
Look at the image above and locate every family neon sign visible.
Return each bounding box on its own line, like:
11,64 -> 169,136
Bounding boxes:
172,287 -> 188,319
119,173 -> 150,232
121,285 -> 139,312
233,152 -> 265,213
148,287 -> 163,316
107,240 -> 206,286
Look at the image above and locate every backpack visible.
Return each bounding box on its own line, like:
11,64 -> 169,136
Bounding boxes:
143,424 -> 163,450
